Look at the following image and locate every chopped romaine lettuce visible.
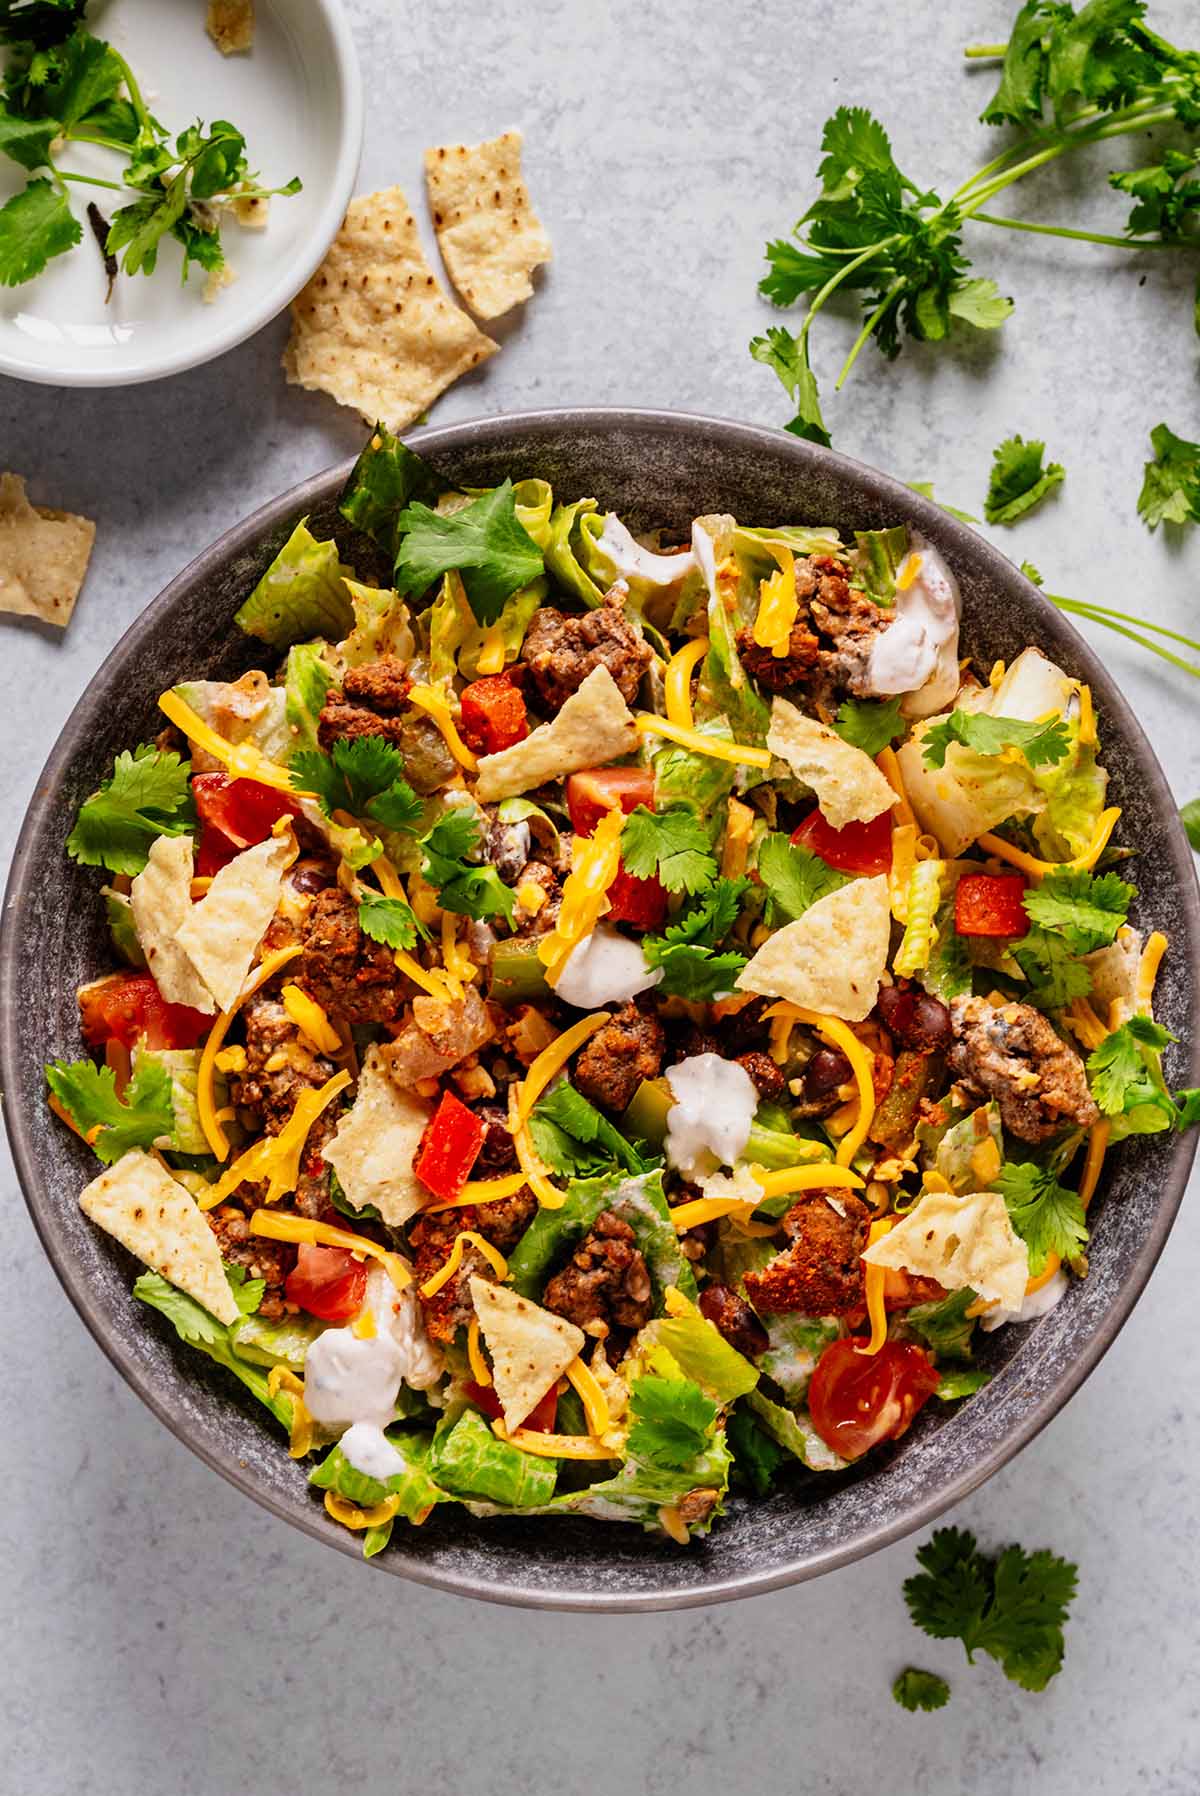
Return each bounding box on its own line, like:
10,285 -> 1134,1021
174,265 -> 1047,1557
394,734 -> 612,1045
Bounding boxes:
338,425 -> 440,560
229,1310 -> 327,1371
758,1312 -> 839,1404
283,642 -> 336,756
337,580 -> 416,669
746,1389 -> 846,1472
134,1272 -> 294,1432
430,1409 -> 558,1507
234,521 -> 355,647
647,1311 -> 760,1403
173,676 -> 292,764
102,886 -> 146,968
507,1169 -> 697,1304
544,496 -> 606,607
132,1046 -> 209,1156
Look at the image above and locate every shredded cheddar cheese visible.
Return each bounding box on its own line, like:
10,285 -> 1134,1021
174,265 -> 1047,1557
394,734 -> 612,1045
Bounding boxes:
440,911 -> 476,989
721,796 -> 755,879
441,1172 -> 530,1208
476,623 -> 507,676
565,1356 -> 611,1437
1077,683 -> 1096,746
634,713 -> 773,770
896,552 -> 923,593
419,1230 -> 508,1298
664,636 -> 710,730
858,1215 -> 895,1357
492,1419 -> 617,1460
199,1069 -> 351,1210
466,1316 -> 492,1385
267,1365 -> 313,1458
537,806 -> 626,983
351,1308 -> 377,1340
249,1211 -> 412,1289
517,1011 -> 613,1122
668,1194 -> 762,1231
762,1004 -> 877,1165
157,690 -> 308,795
875,745 -> 916,830
324,1490 -> 402,1530
372,854 -> 459,1002
406,684 -> 478,772
751,545 -> 798,659
889,823 -> 918,923
970,1135 -> 1003,1186
1135,930 -> 1167,1015
748,1163 -> 865,1199
1025,1253 -> 1062,1296
508,1083 -> 563,1209
977,806 -> 1121,881
281,983 -> 342,1055
197,943 -> 303,1161
1079,1120 -> 1110,1211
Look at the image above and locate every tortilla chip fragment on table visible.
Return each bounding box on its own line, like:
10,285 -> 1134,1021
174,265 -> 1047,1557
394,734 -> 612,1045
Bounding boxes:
424,129 -> 551,320
283,187 -> 498,428
0,473 -> 95,627
206,0 -> 254,55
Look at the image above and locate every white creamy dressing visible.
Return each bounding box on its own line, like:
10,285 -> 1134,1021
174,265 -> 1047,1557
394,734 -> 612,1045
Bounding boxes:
553,924 -> 663,1009
597,514 -> 697,587
664,1053 -> 758,1179
303,1270 -> 443,1474
339,1421 -> 410,1483
981,1267 -> 1069,1332
866,535 -> 961,718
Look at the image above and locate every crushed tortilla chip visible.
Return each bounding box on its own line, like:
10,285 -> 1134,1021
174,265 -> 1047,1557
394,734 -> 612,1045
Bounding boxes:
474,666 -> 637,802
130,835 -> 216,1015
322,1047 -> 431,1228
468,1275 -> 584,1431
424,129 -> 551,320
736,874 -> 891,1021
0,473 -> 94,627
81,1149 -> 240,1324
206,0 -> 254,55
283,187 -> 498,428
767,697 -> 895,830
174,835 -> 291,1011
861,1187 -> 1029,1313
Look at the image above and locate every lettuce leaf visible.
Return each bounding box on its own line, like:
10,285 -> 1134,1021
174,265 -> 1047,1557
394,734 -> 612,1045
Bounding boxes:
507,1169 -> 697,1303
429,1409 -> 558,1507
283,642 -> 336,757
757,1312 -> 838,1404
337,580 -> 416,669
234,521 -> 356,647
309,1430 -> 444,1517
134,1271 -> 294,1431
746,1388 -> 846,1472
338,424 -> 440,560
649,1312 -> 760,1403
132,1046 -> 208,1156
229,1309 -> 327,1371
544,497 -> 606,607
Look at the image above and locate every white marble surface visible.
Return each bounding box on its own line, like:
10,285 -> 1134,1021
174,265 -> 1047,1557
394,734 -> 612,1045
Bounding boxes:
3,2 -> 1200,1791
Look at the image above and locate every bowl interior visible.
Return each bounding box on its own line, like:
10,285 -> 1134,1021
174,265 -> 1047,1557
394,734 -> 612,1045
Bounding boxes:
5,409 -> 1197,1610
0,0 -> 361,387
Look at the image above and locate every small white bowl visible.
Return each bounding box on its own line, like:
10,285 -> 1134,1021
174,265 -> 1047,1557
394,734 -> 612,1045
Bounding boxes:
0,0 -> 363,387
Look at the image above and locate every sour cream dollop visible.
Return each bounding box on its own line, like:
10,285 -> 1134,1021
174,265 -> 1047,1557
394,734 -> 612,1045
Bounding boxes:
553,924 -> 663,1010
597,514 -> 697,587
339,1421 -> 411,1483
664,1053 -> 758,1179
303,1326 -> 406,1431
866,535 -> 961,718
981,1267 -> 1068,1332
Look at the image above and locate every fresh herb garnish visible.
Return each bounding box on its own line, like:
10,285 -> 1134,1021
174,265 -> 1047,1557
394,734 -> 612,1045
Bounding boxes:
626,1375 -> 717,1469
1086,1013 -> 1182,1124
984,434 -> 1065,525
1022,868 -> 1134,952
531,1082 -> 647,1177
392,480 -> 544,626
903,1526 -> 1078,1692
339,426 -> 441,562
994,1161 -> 1088,1275
757,831 -> 850,924
355,890 -> 428,952
1012,927 -> 1093,1011
921,709 -> 1071,770
419,808 -> 517,923
66,744 -> 195,876
748,324 -> 831,445
619,805 -> 717,895
642,877 -> 748,1001
291,737 -> 422,833
891,1668 -> 951,1712
832,694 -> 907,756
1138,422 -> 1200,530
46,1056 -> 174,1164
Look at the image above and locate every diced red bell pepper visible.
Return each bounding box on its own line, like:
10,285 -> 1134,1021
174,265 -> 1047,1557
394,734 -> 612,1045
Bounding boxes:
463,1379 -> 559,1433
791,808 -> 893,876
954,872 -> 1029,938
459,674 -> 529,756
78,971 -> 211,1051
414,1090 -> 487,1201
565,766 -> 655,837
192,772 -> 300,848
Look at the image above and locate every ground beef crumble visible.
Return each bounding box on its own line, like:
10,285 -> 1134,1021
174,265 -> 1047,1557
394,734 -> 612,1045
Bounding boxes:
542,1210 -> 653,1334
520,588 -> 652,712
948,994 -> 1099,1143
742,1188 -> 872,1317
574,1002 -> 665,1114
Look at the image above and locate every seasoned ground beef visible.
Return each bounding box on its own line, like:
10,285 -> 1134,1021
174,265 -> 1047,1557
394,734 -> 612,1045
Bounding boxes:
409,1190 -> 537,1342
234,993 -> 335,1133
736,615 -> 821,690
294,886 -> 405,1025
542,1210 -> 653,1333
574,1002 -> 665,1113
737,1049 -> 786,1101
318,695 -> 409,752
742,1188 -> 872,1316
207,1205 -> 296,1319
948,994 -> 1099,1143
341,656 -> 411,712
736,555 -> 892,704
520,589 -> 652,712
316,656 -> 455,792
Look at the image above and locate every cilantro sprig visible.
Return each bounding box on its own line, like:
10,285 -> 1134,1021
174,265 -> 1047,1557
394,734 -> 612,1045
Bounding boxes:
355,890 -> 427,952
626,1375 -> 718,1470
392,481 -> 544,626
833,694 -> 907,756
994,1162 -> 1088,1275
904,1526 -> 1078,1693
619,805 -> 718,896
984,435 -> 1066,526
1022,869 -> 1134,952
46,1056 -> 174,1164
420,808 -> 516,924
291,738 -> 422,833
892,1668 -> 951,1713
66,744 -> 195,876
1138,422 -> 1200,530
642,877 -> 748,1001
1084,1014 -> 1199,1133
756,831 -> 849,925
921,709 -> 1071,770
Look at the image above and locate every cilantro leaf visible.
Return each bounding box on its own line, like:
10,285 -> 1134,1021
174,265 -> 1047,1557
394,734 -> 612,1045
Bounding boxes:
619,806 -> 717,896
904,1526 -> 1078,1692
1022,868 -> 1134,952
904,1287 -> 978,1359
757,832 -> 849,925
66,744 -> 195,876
892,1668 -> 951,1713
225,1262 -> 266,1316
1181,799 -> 1200,852
356,890 -> 426,951
984,434 -> 1065,526
0,174 -> 80,284
1012,926 -> 1092,1011
749,325 -> 831,446
1138,423 -> 1200,530
420,808 -> 516,923
1086,1014 -> 1175,1117
626,1375 -> 717,1470
0,2 -> 87,49
290,738 -> 421,833
46,1056 -> 174,1164
921,709 -> 1070,771
994,1161 -> 1088,1276
658,876 -> 748,948
642,879 -> 749,1000
833,695 -> 907,755
392,481 -> 544,627
726,1404 -> 790,1496
532,1082 -> 646,1177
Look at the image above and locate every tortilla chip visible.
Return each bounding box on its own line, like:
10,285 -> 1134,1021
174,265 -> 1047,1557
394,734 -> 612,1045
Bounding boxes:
862,1188 -> 1029,1313
0,472 -> 95,626
174,835 -> 291,1012
474,666 -> 637,801
767,698 -> 895,830
322,1046 -> 431,1228
130,835 -> 216,1015
424,129 -> 551,320
81,1149 -> 239,1324
206,0 -> 254,54
736,874 -> 891,1021
283,187 -> 498,428
469,1275 -> 584,1431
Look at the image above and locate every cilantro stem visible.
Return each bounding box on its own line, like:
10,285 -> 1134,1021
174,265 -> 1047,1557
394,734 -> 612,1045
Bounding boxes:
970,211 -> 1180,250
1049,597 -> 1200,677
110,51 -> 151,132
801,236 -> 900,340
57,170 -> 127,193
836,277 -> 905,388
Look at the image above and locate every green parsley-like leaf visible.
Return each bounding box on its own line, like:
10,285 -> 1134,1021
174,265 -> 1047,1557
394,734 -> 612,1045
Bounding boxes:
225,1263 -> 266,1316
933,1368 -> 992,1401
749,325 -> 831,446
1138,423 -> 1200,530
420,808 -> 516,924
994,1161 -> 1088,1276
393,480 -> 544,626
833,695 -> 907,755
1022,868 -> 1134,952
66,744 -> 195,876
1181,799 -> 1200,852
904,1526 -> 1078,1692
0,2 -> 87,50
642,879 -> 748,1000
356,890 -> 426,951
984,434 -> 1065,526
892,1668 -> 951,1712
46,1056 -> 174,1165
290,738 -> 421,833
1086,1013 -> 1175,1117
626,1375 -> 717,1470
1013,926 -> 1092,1011
532,1082 -> 646,1177
0,174 -> 80,284
757,831 -> 849,925
619,805 -> 717,896
921,709 -> 1070,771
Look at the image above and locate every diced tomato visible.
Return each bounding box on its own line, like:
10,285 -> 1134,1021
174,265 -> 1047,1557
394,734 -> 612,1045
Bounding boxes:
78,971 -> 211,1052
285,1244 -> 369,1322
195,822 -> 242,878
464,1379 -> 558,1433
192,773 -> 300,849
604,866 -> 668,930
955,872 -> 1029,938
459,674 -> 529,756
808,1337 -> 941,1461
414,1091 -> 487,1201
791,808 -> 893,876
566,766 -> 655,837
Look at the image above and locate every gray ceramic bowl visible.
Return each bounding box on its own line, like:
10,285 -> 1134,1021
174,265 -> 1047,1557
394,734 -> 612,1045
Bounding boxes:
4,409 -> 1198,1611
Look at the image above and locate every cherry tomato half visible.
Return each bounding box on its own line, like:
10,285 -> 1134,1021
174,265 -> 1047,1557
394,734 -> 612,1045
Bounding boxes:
284,1244 -> 369,1322
791,807 -> 893,876
954,872 -> 1029,938
78,971 -> 211,1052
604,866 -> 668,930
807,1337 -> 941,1461
192,773 -> 300,849
565,766 -> 656,838
463,1378 -> 559,1433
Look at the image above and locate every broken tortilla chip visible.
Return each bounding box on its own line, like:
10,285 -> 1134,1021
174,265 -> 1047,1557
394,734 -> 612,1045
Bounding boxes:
736,874 -> 891,1021
206,0 -> 254,55
861,1187 -> 1029,1313
130,835 -> 216,1015
81,1149 -> 240,1324
283,187 -> 498,429
469,1275 -> 584,1432
322,1047 -> 431,1228
174,834 -> 291,1012
0,473 -> 94,627
767,697 -> 895,831
474,665 -> 637,802
424,129 -> 551,320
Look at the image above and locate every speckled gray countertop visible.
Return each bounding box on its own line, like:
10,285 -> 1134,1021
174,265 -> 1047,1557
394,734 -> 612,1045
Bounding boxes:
2,1 -> 1199,1791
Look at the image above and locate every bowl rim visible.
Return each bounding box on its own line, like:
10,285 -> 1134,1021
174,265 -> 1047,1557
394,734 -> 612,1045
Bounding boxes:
4,404 -> 1197,1610
0,0 -> 364,389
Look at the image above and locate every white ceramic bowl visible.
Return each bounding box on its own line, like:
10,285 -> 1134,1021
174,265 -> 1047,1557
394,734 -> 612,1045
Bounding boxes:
0,0 -> 363,387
